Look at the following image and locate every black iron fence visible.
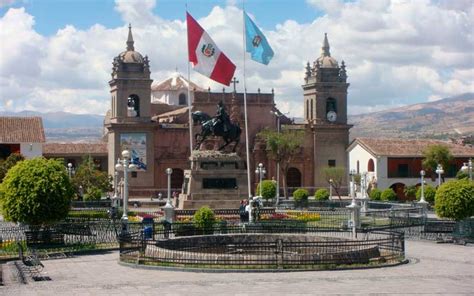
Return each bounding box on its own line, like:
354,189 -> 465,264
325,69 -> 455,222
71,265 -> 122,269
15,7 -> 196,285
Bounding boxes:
119,225 -> 404,270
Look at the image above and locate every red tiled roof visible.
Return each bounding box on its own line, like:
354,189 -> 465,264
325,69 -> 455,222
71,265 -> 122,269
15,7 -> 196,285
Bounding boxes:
43,143 -> 108,156
354,138 -> 474,157
0,117 -> 45,143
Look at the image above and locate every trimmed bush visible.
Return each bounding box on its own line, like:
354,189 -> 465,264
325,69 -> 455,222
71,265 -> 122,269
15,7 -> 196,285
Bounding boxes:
381,188 -> 397,201
193,206 -> 215,234
255,180 -> 277,200
456,170 -> 469,180
0,157 -> 73,225
404,185 -> 417,200
369,188 -> 382,201
435,179 -> 474,221
315,188 -> 330,200
293,188 -> 309,205
416,185 -> 436,204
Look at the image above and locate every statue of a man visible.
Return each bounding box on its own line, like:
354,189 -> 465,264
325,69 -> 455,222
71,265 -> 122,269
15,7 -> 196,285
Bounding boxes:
214,100 -> 230,132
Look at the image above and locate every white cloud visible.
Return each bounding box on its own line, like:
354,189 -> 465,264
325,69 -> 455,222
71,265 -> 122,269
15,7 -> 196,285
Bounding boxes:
0,0 -> 472,117
0,0 -> 17,8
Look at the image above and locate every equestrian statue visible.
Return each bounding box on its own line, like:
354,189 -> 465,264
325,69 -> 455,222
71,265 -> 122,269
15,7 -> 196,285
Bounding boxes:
192,101 -> 241,152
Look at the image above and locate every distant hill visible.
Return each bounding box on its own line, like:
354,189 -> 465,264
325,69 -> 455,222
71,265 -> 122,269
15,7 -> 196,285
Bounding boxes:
2,93 -> 472,142
0,110 -> 104,142
348,93 -> 474,140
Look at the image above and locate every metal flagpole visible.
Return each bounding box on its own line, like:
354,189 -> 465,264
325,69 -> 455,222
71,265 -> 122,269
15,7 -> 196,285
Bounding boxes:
242,2 -> 252,199
185,4 -> 193,156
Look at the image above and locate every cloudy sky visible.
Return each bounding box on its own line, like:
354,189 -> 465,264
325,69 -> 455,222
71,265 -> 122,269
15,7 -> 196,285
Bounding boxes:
0,0 -> 472,117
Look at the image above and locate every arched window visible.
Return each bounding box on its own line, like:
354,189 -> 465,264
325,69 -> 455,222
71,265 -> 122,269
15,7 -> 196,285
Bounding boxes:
368,159 -> 375,172
178,93 -> 187,105
310,99 -> 314,120
171,168 -> 184,190
127,94 -> 140,117
286,167 -> 302,188
326,97 -> 337,113
356,160 -> 360,174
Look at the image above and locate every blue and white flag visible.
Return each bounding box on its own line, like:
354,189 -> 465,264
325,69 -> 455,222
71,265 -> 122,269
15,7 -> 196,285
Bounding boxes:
244,12 -> 274,65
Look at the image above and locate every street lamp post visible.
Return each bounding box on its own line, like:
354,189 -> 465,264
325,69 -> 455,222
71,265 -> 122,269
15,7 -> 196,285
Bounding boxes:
67,163 -> 74,179
359,172 -> 369,213
115,150 -> 137,232
418,170 -> 428,218
270,110 -> 285,205
112,171 -> 119,209
435,164 -> 444,187
255,163 -> 266,198
163,168 -> 175,223
461,159 -> 473,181
346,169 -> 360,238
348,169 -> 357,207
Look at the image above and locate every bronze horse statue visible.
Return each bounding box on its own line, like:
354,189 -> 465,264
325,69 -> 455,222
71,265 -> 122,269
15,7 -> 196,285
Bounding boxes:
192,110 -> 241,152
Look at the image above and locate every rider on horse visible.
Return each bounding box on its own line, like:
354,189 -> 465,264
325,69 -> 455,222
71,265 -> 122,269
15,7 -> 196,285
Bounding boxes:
214,100 -> 231,132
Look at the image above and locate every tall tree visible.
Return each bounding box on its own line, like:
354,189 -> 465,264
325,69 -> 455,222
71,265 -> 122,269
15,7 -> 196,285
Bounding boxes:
257,129 -> 304,200
322,166 -> 346,199
72,155 -> 112,199
422,144 -> 453,181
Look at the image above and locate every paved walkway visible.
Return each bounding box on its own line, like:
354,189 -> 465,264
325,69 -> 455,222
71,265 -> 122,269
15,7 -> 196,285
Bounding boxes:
2,240 -> 473,295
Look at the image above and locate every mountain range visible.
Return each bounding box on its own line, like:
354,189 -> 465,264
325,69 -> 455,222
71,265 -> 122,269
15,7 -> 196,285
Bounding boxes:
348,93 -> 474,140
1,93 -> 472,142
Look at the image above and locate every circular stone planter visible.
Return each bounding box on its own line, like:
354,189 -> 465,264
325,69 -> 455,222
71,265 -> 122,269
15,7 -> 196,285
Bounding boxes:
134,233 -> 403,271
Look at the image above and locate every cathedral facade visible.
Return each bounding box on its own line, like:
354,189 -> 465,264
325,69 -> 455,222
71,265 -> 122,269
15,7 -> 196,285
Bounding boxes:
105,26 -> 350,198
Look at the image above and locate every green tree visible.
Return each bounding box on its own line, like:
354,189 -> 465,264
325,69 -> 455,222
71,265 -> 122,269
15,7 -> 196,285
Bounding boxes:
293,188 -> 309,206
381,188 -> 397,201
0,153 -> 25,183
416,184 -> 436,204
322,166 -> 345,199
315,188 -> 330,200
404,185 -> 417,200
0,157 -> 73,225
256,180 -> 277,200
435,179 -> 474,221
72,155 -> 112,199
257,129 -> 304,200
369,188 -> 382,201
193,206 -> 216,234
422,145 -> 452,181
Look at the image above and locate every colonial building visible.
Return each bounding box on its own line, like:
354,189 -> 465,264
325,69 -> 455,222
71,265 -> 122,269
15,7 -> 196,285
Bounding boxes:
348,138 -> 474,200
0,116 -> 45,160
43,143 -> 108,172
104,26 -> 351,199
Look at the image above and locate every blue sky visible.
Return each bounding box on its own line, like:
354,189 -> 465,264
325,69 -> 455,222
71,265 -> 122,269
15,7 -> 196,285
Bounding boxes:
0,0 -> 472,116
1,0 -> 321,35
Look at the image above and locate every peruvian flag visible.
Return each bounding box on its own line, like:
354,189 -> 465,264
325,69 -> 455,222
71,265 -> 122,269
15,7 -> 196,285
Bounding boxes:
187,12 -> 236,86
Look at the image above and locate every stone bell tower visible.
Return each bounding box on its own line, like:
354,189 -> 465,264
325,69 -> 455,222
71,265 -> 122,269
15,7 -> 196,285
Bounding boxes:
302,34 -> 351,189
109,24 -> 152,122
303,33 -> 348,125
106,24 -> 155,188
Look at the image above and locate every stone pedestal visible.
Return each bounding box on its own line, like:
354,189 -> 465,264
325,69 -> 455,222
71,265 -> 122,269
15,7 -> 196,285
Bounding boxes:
178,151 -> 249,209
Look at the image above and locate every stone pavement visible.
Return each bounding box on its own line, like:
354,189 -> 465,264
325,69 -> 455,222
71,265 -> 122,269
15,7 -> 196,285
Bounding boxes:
1,240 -> 473,296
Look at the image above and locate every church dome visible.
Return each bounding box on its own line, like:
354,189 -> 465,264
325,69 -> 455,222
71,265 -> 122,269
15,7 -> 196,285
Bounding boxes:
316,33 -> 338,68
119,50 -> 144,63
118,24 -> 144,64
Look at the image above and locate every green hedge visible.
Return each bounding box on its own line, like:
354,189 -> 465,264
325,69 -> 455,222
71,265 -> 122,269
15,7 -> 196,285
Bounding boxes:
369,188 -> 382,201
416,185 -> 436,204
255,180 -> 277,200
293,188 -> 309,205
315,188 -> 330,200
435,179 -> 474,221
381,188 -> 397,201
